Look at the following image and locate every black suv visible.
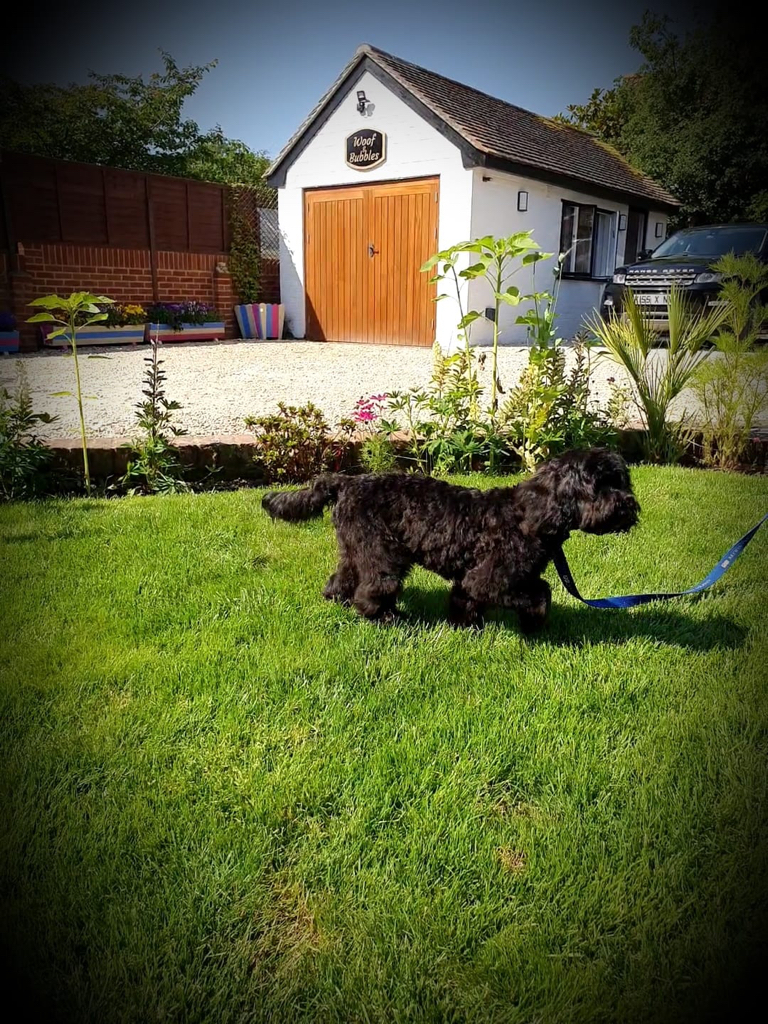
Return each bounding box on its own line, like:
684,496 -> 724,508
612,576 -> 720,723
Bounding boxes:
600,223 -> 768,335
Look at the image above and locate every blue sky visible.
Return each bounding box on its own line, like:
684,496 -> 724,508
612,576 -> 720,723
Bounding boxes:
12,0 -> 695,159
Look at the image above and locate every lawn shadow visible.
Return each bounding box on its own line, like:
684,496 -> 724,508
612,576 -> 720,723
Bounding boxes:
401,585 -> 746,652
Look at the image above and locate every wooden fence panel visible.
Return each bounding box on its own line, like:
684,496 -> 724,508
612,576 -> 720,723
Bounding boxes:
104,167 -> 150,249
0,151 -> 231,254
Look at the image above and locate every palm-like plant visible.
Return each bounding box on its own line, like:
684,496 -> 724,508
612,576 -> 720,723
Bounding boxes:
587,287 -> 730,462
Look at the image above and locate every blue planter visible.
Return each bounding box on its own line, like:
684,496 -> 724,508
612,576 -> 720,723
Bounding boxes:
0,330 -> 20,353
42,324 -> 147,347
147,322 -> 226,342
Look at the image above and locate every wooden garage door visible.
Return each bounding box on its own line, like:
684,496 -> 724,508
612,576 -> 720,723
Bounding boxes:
304,177 -> 439,345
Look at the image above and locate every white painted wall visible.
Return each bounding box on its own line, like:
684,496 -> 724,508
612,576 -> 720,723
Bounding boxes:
466,168 -> 672,346
277,69 -> 473,342
646,212 -> 670,252
276,72 -> 670,348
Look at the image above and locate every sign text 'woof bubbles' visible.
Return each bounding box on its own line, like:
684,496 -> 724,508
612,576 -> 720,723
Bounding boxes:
345,130 -> 387,170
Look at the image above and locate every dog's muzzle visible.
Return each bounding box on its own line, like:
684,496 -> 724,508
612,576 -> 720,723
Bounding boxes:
613,494 -> 640,533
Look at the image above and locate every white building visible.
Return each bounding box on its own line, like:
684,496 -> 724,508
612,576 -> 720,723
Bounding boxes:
267,44 -> 679,349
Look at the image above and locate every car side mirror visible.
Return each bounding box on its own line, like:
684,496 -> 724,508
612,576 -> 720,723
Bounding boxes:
637,249 -> 653,261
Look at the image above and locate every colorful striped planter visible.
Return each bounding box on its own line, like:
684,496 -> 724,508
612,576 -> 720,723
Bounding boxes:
147,322 -> 225,343
0,330 -> 20,353
42,324 -> 147,347
234,303 -> 285,340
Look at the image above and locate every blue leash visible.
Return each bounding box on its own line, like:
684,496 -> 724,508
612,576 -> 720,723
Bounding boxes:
553,512 -> 768,609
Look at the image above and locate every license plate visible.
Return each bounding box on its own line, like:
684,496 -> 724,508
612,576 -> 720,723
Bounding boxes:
634,293 -> 666,306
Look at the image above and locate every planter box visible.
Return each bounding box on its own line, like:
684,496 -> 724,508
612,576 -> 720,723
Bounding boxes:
147,322 -> 225,343
234,303 -> 284,340
42,324 -> 147,347
0,330 -> 20,353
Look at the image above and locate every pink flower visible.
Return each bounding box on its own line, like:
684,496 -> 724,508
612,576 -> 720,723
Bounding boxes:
353,409 -> 376,423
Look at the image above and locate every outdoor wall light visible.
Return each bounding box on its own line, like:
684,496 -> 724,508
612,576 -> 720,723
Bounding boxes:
517,190 -> 528,212
618,214 -> 627,230
356,90 -> 368,115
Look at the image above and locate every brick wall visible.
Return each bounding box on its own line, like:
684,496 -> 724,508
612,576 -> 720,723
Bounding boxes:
3,244 -> 285,351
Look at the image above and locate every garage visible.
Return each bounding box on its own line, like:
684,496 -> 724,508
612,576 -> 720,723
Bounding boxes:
304,177 -> 438,345
267,44 -> 677,348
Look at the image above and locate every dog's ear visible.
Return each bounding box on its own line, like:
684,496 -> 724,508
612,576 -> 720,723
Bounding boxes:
517,456 -> 582,535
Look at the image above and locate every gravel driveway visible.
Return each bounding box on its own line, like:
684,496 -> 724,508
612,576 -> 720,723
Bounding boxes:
0,338 -> 748,440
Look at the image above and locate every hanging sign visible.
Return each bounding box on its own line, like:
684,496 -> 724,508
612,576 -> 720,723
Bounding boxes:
345,130 -> 386,170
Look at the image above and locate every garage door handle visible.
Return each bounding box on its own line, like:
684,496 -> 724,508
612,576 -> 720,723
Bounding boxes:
368,243 -> 377,257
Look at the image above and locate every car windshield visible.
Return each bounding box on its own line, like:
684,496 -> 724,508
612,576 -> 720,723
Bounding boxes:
652,226 -> 767,258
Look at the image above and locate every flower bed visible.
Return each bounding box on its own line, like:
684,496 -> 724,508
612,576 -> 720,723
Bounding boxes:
146,302 -> 224,343
41,303 -> 148,347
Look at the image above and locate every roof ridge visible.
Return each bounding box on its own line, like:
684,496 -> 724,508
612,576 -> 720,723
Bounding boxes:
361,44 -> 554,124
268,43 -> 679,208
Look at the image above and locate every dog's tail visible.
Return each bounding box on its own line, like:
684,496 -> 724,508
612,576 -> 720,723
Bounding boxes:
262,473 -> 348,522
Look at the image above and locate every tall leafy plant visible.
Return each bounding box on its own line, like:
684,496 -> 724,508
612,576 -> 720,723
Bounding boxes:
122,338 -> 188,494
587,288 -> 730,463
422,232 -> 551,422
27,292 -> 113,495
0,363 -> 56,500
692,252 -> 768,468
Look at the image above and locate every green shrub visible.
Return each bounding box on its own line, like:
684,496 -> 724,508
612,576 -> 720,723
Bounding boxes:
387,343 -> 494,474
245,402 -> 350,482
501,334 -> 617,471
0,363 -> 55,500
692,252 -> 768,469
587,287 -> 729,463
122,340 -> 188,495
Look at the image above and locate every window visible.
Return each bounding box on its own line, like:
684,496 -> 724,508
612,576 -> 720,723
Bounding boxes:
559,202 -> 617,278
593,210 -> 617,278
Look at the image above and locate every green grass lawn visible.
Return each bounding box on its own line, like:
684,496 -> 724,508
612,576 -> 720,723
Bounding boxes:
1,466 -> 768,1023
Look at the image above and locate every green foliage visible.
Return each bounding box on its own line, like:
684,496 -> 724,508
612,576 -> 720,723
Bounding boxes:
359,434 -> 398,473
587,288 -> 730,463
27,291 -> 114,495
348,395 -> 399,473
245,402 -> 350,482
122,340 -> 188,495
229,189 -> 261,304
422,232 -> 553,423
387,343 -> 494,474
560,7 -> 768,225
0,363 -> 55,500
501,335 -> 617,472
0,53 -> 270,186
410,237 -> 626,472
692,253 -> 768,469
184,128 -> 271,187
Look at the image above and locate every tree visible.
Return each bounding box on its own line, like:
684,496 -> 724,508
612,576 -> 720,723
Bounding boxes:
0,52 -> 269,186
559,7 -> 768,226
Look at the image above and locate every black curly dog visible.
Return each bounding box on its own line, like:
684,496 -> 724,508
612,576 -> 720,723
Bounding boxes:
262,448 -> 639,631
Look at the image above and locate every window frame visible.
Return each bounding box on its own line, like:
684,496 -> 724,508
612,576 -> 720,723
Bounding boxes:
559,200 -> 618,281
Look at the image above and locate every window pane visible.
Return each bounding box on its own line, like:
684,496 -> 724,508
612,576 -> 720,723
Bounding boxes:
593,211 -> 616,277
574,206 -> 594,274
560,204 -> 577,272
